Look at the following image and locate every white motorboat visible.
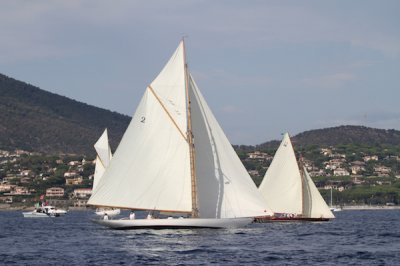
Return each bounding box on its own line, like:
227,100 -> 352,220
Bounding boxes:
22,205 -> 67,218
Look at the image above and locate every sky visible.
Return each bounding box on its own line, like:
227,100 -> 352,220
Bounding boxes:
1,0 -> 399,145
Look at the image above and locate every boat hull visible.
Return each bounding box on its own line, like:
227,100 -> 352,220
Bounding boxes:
254,216 -> 330,222
93,217 -> 253,230
22,212 -> 50,218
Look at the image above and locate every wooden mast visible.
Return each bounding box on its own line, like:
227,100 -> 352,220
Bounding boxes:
182,38 -> 199,218
298,154 -> 305,217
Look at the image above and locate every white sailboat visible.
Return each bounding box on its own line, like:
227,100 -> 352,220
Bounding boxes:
87,40 -> 272,229
92,129 -> 120,217
329,187 -> 342,212
257,133 -> 334,222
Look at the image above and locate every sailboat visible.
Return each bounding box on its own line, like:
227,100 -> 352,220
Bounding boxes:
92,129 -> 120,217
329,187 -> 342,212
256,133 -> 334,222
87,40 -> 272,229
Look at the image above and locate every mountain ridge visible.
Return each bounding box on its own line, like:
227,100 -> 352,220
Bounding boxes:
1,73 -> 399,155
247,125 -> 400,151
0,73 -> 130,155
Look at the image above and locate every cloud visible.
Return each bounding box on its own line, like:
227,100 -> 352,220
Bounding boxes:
220,105 -> 242,115
301,72 -> 356,90
315,111 -> 400,131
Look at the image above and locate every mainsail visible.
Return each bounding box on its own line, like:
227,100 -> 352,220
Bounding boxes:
92,129 -> 112,191
258,133 -> 334,219
88,41 -> 271,218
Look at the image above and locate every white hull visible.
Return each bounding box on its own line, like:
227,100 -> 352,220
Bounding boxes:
22,206 -> 67,218
93,217 -> 253,229
22,212 -> 50,218
95,208 -> 121,217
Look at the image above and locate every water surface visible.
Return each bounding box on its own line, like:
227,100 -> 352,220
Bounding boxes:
0,210 -> 399,265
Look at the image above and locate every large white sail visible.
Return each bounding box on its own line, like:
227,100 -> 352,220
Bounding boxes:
303,167 -> 335,219
92,129 -> 112,191
88,42 -> 192,213
258,133 -> 303,215
189,75 -> 272,218
88,40 -> 270,219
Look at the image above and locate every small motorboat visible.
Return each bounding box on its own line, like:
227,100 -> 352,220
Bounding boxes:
23,205 -> 67,218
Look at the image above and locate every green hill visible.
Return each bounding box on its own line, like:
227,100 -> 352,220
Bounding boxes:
251,125 -> 400,151
1,73 -> 399,156
0,73 -> 130,155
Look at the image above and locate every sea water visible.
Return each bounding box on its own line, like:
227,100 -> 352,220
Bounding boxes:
0,210 -> 399,265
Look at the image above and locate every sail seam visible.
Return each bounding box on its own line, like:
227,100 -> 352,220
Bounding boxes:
148,85 -> 188,142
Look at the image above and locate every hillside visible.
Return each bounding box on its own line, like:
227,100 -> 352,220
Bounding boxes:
0,73 -> 130,155
251,126 -> 400,151
1,73 -> 399,156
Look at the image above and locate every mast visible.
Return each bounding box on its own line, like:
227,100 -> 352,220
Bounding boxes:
182,39 -> 199,218
299,154 -> 305,217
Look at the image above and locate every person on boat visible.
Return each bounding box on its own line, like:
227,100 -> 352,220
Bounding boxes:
146,213 -> 153,219
103,213 -> 109,220
129,211 -> 135,220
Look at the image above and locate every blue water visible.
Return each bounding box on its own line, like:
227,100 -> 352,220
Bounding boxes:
0,210 -> 399,265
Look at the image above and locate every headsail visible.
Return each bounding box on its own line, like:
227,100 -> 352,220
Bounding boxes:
303,167 -> 335,218
92,129 -> 112,191
259,133 -> 303,215
189,75 -> 272,218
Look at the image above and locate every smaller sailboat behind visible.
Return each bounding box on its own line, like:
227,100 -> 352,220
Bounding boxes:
257,133 -> 334,222
93,129 -> 120,217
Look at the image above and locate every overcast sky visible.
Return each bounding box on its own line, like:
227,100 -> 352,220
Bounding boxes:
1,0 -> 399,145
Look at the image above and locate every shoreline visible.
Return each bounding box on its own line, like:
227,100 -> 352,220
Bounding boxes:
1,204 -> 399,211
0,204 -> 92,211
340,205 -> 400,210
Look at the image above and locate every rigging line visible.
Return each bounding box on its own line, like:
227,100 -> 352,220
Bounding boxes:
147,85 -> 188,143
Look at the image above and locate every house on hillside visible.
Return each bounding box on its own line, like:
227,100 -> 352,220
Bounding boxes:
73,188 -> 92,199
325,158 -> 346,170
247,151 -> 272,161
46,187 -> 64,197
374,165 -> 391,177
333,168 -> 350,176
65,177 -> 83,185
363,155 -> 378,162
20,170 -> 32,176
64,171 -> 78,178
350,161 -> 366,175
248,170 -> 260,177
